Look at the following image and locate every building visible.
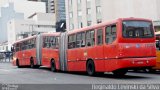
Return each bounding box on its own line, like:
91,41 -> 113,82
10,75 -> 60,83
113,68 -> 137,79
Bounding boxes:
28,0 -> 55,13
12,0 -> 46,19
54,0 -> 66,22
0,3 -> 24,43
65,0 -> 160,31
0,42 -> 8,52
0,0 -> 46,43
0,0 -> 8,7
48,0 -> 55,13
7,13 -> 56,51
29,0 -> 66,32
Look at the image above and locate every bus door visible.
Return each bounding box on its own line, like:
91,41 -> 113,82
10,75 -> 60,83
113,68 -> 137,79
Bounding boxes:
85,30 -> 96,62
75,32 -> 86,71
103,24 -> 118,70
95,29 -> 105,71
21,42 -> 26,65
67,34 -> 78,71
17,42 -> 24,65
59,32 -> 68,71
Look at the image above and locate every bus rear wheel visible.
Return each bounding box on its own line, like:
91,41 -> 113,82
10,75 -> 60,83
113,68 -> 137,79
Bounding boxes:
86,60 -> 95,76
51,60 -> 56,72
113,69 -> 127,76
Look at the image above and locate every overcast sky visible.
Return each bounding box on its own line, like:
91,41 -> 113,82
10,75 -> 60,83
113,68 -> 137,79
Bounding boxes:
0,0 -> 44,17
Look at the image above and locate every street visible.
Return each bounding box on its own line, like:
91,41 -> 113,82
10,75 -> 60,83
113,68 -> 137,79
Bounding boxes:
0,63 -> 160,84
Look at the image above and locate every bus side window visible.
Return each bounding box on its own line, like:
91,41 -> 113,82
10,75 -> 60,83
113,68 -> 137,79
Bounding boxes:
55,37 -> 59,49
111,25 -> 117,42
81,32 -> 85,47
76,33 -> 81,48
97,29 -> 103,45
105,24 -> 117,44
105,26 -> 111,44
68,34 -> 76,49
86,30 -> 95,47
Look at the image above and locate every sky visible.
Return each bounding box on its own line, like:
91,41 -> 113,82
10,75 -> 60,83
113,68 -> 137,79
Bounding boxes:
0,0 -> 27,14
0,0 -> 45,18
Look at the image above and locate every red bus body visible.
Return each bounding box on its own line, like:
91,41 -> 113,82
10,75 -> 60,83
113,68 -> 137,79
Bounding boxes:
12,18 -> 156,76
65,18 -> 156,74
12,36 -> 37,66
12,33 -> 60,69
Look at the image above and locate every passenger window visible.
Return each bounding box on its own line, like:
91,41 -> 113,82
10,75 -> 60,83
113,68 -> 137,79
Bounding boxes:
55,37 -> 59,49
68,34 -> 76,49
105,24 -> 117,44
86,30 -> 95,46
16,43 -> 20,51
43,36 -> 51,48
76,33 -> 81,48
97,29 -> 103,45
81,32 -> 85,47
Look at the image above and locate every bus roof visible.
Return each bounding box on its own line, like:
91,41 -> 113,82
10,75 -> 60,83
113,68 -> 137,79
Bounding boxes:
68,17 -> 152,34
13,32 -> 60,45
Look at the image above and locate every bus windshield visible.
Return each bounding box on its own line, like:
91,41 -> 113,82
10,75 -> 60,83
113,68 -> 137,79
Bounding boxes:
122,21 -> 154,38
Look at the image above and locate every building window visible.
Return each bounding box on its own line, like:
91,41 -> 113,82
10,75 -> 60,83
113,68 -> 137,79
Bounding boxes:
69,0 -> 72,6
96,0 -> 101,6
70,23 -> 74,30
78,22 -> 83,28
97,19 -> 102,24
78,10 -> 82,17
69,12 -> 73,18
96,6 -> 101,14
87,8 -> 91,15
87,21 -> 92,26
77,0 -> 81,4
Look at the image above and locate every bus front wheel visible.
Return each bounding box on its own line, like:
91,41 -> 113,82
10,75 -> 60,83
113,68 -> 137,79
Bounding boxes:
16,59 -> 21,68
86,60 -> 95,76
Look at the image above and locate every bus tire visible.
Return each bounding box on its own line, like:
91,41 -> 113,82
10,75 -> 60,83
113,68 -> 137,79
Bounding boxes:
86,60 -> 95,76
51,60 -> 56,72
113,69 -> 127,76
16,59 -> 21,68
30,58 -> 35,68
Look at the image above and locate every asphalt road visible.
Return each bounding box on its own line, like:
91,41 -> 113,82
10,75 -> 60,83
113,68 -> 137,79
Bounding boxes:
1,63 -> 160,90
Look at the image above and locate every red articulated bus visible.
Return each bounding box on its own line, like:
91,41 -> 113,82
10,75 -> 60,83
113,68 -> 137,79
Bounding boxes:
59,17 -> 156,76
12,33 -> 60,70
12,18 -> 156,76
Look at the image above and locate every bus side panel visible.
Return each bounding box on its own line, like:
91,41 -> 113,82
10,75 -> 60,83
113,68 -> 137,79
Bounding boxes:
42,48 -> 59,68
76,48 -> 87,71
25,49 -> 36,66
104,58 -> 156,72
18,51 -> 24,66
